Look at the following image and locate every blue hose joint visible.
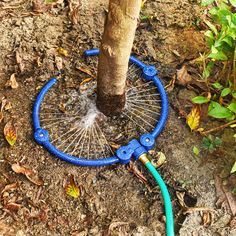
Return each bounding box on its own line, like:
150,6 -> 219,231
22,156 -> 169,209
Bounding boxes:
139,133 -> 155,151
116,146 -> 133,164
116,133 -> 155,162
142,66 -> 157,81
128,139 -> 147,160
34,128 -> 49,145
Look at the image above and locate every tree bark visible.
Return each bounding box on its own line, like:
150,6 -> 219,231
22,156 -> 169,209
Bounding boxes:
97,0 -> 141,116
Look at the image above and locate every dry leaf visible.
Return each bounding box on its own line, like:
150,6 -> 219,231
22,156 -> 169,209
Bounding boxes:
0,98 -> 11,122
0,112 -> 3,123
127,161 -> 148,185
5,101 -> 12,110
12,163 -> 33,176
202,211 -> 212,225
37,207 -> 49,222
176,65 -> 192,86
176,191 -> 213,215
1,183 -> 18,194
4,202 -> 22,212
33,0 -> 51,13
176,191 -> 187,208
55,56 -> 63,71
80,77 -> 94,86
0,221 -> 14,235
68,0 -> 80,24
109,142 -> 121,150
15,51 -> 24,72
77,67 -> 96,78
1,97 -> 7,111
26,173 -> 44,186
187,106 -> 200,131
65,175 -> 80,199
4,121 -> 17,146
57,47 -> 68,57
11,163 -> 44,186
5,73 -> 19,89
0,98 -> 8,122
215,175 -> 236,216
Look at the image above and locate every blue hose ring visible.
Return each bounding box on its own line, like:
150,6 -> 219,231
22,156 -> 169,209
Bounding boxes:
32,48 -> 168,166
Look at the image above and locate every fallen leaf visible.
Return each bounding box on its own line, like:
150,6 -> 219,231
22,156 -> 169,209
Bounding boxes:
108,221 -> 129,234
1,97 -> 7,111
68,0 -> 80,24
1,183 -> 18,194
4,121 -> 17,146
109,142 -> 121,150
127,161 -> 148,185
15,50 -> 24,72
176,191 -> 213,215
36,56 -> 43,67
15,51 -> 22,64
176,65 -> 192,86
5,73 -> 19,89
26,206 -> 49,222
55,56 -> 63,71
80,77 -> 94,86
11,163 -> 44,186
193,146 -> 200,156
37,207 -> 49,222
33,0 -> 51,13
65,175 -> 80,199
187,106 -> 200,131
0,112 -> 3,123
4,203 -> 22,212
11,163 -> 33,176
4,101 -> 12,110
202,211 -> 212,225
0,98 -> 9,122
215,175 -> 236,216
77,67 -> 96,78
0,221 -> 14,235
26,173 -> 44,186
57,47 -> 68,57
165,75 -> 176,92
141,0 -> 147,8
59,102 -> 66,113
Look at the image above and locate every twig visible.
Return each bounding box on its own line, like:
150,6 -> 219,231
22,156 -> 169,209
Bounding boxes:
202,119 -> 236,135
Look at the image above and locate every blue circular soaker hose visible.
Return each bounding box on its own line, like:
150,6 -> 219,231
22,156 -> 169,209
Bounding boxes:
32,49 -> 174,235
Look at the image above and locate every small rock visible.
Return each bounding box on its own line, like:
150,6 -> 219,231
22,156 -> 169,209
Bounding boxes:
16,230 -> 26,236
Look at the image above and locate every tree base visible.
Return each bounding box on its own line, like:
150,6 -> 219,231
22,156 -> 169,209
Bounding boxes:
96,91 -> 126,116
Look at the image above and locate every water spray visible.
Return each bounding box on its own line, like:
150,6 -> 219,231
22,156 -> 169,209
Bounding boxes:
32,49 -> 174,236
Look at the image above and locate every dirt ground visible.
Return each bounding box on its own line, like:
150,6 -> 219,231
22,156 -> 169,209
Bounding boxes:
0,0 -> 236,235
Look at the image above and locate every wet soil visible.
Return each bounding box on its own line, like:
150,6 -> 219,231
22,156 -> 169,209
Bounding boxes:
0,0 -> 235,235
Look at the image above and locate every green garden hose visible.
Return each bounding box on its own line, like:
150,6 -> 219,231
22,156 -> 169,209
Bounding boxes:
139,154 -> 175,236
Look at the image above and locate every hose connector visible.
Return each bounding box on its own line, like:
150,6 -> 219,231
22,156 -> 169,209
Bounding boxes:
116,133 -> 155,163
138,153 -> 149,165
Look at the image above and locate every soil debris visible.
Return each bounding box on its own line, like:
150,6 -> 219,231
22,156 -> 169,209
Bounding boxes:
5,73 -> 19,89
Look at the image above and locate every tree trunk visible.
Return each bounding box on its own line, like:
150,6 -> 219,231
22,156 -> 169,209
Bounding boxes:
97,0 -> 141,116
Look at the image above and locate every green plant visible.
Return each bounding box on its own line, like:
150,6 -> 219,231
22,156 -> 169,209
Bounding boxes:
193,0 -> 236,120
202,135 -> 222,152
